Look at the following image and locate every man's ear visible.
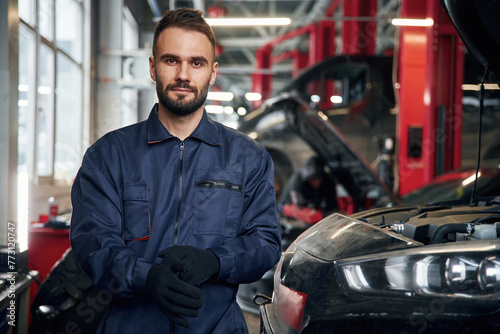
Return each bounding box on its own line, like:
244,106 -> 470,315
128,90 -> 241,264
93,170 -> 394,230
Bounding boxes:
149,56 -> 156,81
209,62 -> 218,86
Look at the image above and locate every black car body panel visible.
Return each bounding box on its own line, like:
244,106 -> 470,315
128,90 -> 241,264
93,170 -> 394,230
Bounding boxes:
400,165 -> 500,206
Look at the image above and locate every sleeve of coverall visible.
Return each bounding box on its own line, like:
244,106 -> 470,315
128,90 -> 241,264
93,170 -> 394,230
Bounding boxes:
70,148 -> 152,298
210,148 -> 283,284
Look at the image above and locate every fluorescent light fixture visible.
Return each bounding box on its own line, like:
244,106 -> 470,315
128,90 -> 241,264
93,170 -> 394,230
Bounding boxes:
18,100 -> 29,107
330,95 -> 343,104
245,92 -> 262,101
18,84 -> 29,92
391,18 -> 434,27
462,83 -> 500,91
206,17 -> 291,27
237,107 -> 247,116
206,105 -> 224,114
224,106 -> 234,114
207,91 -> 234,101
317,111 -> 328,121
311,95 -> 321,103
38,86 -> 52,94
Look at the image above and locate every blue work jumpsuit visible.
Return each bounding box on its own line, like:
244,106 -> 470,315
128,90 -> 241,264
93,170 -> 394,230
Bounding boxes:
70,104 -> 282,333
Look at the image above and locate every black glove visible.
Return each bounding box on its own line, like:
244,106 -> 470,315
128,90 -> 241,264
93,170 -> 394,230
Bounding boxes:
158,245 -> 220,286
146,255 -> 203,328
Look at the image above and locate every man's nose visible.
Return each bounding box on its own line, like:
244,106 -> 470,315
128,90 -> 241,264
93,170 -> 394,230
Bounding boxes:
176,62 -> 190,81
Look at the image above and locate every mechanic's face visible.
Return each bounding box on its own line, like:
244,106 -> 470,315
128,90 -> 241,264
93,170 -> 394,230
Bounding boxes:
149,27 -> 217,116
307,176 -> 322,189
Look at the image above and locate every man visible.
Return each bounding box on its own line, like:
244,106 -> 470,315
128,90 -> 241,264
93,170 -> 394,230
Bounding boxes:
70,8 -> 282,333
278,156 -> 338,224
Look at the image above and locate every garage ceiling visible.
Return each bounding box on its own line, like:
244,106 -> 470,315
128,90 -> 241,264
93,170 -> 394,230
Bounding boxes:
126,0 -> 401,104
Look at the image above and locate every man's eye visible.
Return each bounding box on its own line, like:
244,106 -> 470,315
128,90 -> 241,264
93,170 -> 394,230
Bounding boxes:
193,61 -> 202,67
166,59 -> 177,64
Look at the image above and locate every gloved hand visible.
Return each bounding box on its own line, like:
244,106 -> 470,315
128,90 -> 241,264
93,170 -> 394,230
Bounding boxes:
146,255 -> 203,328
158,245 -> 220,286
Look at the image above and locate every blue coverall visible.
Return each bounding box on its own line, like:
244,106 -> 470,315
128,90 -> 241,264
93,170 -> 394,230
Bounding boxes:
70,104 -> 282,333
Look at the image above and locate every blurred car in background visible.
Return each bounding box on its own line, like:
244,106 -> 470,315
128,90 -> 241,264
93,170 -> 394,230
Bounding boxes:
238,54 -> 397,200
401,164 -> 500,206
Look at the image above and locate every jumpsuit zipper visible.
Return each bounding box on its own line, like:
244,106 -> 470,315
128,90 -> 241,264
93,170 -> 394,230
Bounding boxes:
174,140 -> 184,245
171,140 -> 184,333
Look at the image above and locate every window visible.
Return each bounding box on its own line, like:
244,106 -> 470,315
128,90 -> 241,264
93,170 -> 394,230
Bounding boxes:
120,6 -> 139,127
55,54 -> 83,183
19,0 -> 35,26
18,0 -> 86,185
18,25 -> 36,175
56,0 -> 82,63
37,44 -> 56,177
40,0 -> 54,41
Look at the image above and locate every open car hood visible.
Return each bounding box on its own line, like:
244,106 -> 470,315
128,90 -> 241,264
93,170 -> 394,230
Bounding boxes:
251,91 -> 398,210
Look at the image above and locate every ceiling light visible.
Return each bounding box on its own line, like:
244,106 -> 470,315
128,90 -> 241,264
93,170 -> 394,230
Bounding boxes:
18,84 -> 29,92
206,17 -> 291,27
330,95 -> 343,104
237,107 -> 247,116
462,83 -> 500,91
245,92 -> 262,101
206,105 -> 224,114
317,111 -> 328,121
38,86 -> 52,94
207,91 -> 234,101
391,18 -> 434,27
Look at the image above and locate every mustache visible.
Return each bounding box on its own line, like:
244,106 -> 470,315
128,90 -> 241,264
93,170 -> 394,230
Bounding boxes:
166,81 -> 197,93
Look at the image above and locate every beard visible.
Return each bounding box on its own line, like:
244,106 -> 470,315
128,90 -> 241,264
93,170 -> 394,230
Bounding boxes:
156,77 -> 211,117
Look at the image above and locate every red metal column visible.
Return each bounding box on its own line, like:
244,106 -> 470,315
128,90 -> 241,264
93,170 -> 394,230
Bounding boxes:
397,0 -> 464,195
309,21 -> 336,64
396,1 -> 430,195
342,0 -> 377,55
292,51 -> 309,77
251,46 -> 273,108
424,0 -> 464,176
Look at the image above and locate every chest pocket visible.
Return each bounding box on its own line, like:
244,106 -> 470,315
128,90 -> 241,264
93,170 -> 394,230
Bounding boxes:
122,183 -> 150,242
193,170 -> 242,237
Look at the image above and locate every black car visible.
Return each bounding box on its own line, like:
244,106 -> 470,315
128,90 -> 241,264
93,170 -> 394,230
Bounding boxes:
238,54 -> 397,199
260,203 -> 500,333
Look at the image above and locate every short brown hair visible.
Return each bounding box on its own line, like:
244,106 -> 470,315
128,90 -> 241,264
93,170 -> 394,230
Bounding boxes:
152,8 -> 216,61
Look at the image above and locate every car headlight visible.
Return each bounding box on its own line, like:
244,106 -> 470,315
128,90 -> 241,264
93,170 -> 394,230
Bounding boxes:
337,240 -> 500,301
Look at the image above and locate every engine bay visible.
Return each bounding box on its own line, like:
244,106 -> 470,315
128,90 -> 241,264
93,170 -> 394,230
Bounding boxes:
353,203 -> 500,245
